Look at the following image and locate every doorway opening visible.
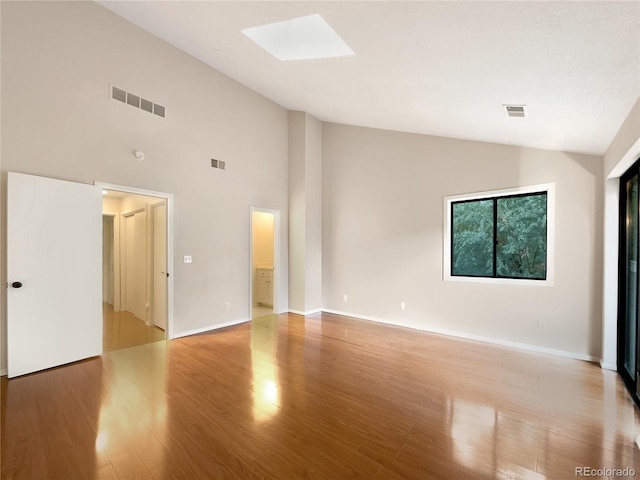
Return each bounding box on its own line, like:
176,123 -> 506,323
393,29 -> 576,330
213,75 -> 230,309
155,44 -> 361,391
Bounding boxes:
100,185 -> 173,352
250,208 -> 279,319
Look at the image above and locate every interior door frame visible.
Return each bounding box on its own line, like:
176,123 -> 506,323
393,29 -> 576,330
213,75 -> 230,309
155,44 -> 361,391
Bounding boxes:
96,181 -> 175,340
151,200 -> 168,330
249,206 -> 281,317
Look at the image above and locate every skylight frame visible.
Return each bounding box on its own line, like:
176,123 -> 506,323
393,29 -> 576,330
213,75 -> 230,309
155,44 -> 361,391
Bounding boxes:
241,14 -> 355,61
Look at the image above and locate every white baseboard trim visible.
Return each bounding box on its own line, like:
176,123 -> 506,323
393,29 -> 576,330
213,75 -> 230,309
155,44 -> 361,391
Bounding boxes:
321,308 -> 599,363
600,361 -> 617,371
288,309 -> 322,316
0,368 -> 7,377
174,318 -> 250,339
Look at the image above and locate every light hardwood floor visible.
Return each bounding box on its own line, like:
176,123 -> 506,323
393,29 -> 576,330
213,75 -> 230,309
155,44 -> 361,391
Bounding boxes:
252,304 -> 274,319
2,312 -> 639,479
103,303 -> 165,352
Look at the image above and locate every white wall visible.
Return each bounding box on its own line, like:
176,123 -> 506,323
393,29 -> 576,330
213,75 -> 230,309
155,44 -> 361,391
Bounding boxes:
121,194 -> 159,214
0,0 -> 620,374
304,115 -> 322,312
605,99 -> 640,178
0,0 -> 3,376
0,1 -> 289,370
322,123 -> 604,360
288,112 -> 306,312
102,195 -> 122,216
288,111 -> 322,314
601,97 -> 640,369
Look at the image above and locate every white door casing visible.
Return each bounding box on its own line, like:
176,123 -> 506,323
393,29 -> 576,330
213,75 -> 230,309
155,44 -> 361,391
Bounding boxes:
249,207 -> 280,316
152,202 -> 167,330
7,172 -> 102,378
96,180 -> 174,340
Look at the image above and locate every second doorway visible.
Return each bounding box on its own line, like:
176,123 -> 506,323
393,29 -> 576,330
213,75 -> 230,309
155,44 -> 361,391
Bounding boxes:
251,209 -> 276,319
102,190 -> 168,351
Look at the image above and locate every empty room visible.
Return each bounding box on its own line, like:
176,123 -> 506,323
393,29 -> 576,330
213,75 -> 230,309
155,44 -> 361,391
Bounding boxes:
1,1 -> 639,479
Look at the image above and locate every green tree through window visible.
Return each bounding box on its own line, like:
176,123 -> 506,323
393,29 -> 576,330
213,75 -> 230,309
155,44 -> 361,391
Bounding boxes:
451,200 -> 494,276
452,192 -> 547,279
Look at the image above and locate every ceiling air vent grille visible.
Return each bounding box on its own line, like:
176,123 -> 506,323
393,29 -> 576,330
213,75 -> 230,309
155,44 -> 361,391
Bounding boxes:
111,85 -> 165,118
504,105 -> 526,118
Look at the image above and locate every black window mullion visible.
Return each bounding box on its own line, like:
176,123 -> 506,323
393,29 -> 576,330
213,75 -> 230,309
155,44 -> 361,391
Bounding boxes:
451,203 -> 455,274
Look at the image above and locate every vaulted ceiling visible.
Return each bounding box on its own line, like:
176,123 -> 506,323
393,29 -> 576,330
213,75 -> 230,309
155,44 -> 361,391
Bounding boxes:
99,1 -> 639,156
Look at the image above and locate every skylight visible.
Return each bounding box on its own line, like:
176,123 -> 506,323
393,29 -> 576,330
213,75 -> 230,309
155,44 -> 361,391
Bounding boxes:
241,14 -> 355,61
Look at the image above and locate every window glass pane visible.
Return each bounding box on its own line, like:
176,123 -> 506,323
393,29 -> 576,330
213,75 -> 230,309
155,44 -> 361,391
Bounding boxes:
496,194 -> 547,279
452,200 -> 494,276
624,175 -> 638,380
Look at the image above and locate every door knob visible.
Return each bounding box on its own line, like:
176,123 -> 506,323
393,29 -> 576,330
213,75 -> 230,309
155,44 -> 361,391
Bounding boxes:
11,281 -> 23,289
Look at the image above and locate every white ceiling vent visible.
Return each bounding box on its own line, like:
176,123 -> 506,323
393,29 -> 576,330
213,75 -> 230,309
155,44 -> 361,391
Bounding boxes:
504,105 -> 526,118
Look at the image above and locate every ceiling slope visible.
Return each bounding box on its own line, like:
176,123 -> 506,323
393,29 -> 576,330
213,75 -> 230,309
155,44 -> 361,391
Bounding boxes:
99,1 -> 640,156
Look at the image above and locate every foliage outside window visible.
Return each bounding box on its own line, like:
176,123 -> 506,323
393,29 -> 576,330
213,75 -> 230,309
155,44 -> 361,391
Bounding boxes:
451,192 -> 547,280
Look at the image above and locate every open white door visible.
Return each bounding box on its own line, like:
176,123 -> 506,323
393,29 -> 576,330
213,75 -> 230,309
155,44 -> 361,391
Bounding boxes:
7,172 -> 102,378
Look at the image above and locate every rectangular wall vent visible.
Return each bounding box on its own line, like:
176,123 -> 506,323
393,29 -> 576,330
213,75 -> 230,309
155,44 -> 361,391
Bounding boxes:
112,86 -> 126,103
126,92 -> 140,108
211,159 -> 226,170
504,104 -> 526,118
153,104 -> 165,118
140,98 -> 153,113
111,85 -> 165,118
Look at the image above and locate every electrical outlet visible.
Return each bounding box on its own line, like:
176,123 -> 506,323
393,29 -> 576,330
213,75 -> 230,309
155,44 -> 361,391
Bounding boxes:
343,294 -> 348,302
225,302 -> 230,311
400,301 -> 406,310
183,255 -> 192,264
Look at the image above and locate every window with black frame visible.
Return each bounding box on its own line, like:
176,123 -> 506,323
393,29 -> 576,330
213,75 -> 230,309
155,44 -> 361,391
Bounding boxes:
451,192 -> 547,280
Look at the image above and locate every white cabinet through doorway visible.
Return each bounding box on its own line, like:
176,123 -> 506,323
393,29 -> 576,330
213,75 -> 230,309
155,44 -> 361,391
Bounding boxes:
255,268 -> 273,307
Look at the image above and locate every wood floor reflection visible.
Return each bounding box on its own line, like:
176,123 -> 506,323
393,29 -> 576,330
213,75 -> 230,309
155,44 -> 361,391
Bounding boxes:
103,303 -> 165,352
2,312 -> 640,479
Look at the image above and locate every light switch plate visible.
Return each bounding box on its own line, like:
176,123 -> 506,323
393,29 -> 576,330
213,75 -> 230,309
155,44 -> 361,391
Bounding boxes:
184,255 -> 192,264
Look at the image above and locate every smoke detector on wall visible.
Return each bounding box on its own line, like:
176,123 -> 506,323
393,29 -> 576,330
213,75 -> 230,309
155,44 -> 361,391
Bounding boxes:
504,105 -> 526,118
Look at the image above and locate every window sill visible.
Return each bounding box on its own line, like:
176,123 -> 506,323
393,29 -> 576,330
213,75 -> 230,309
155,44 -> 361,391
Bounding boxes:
443,274 -> 553,287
